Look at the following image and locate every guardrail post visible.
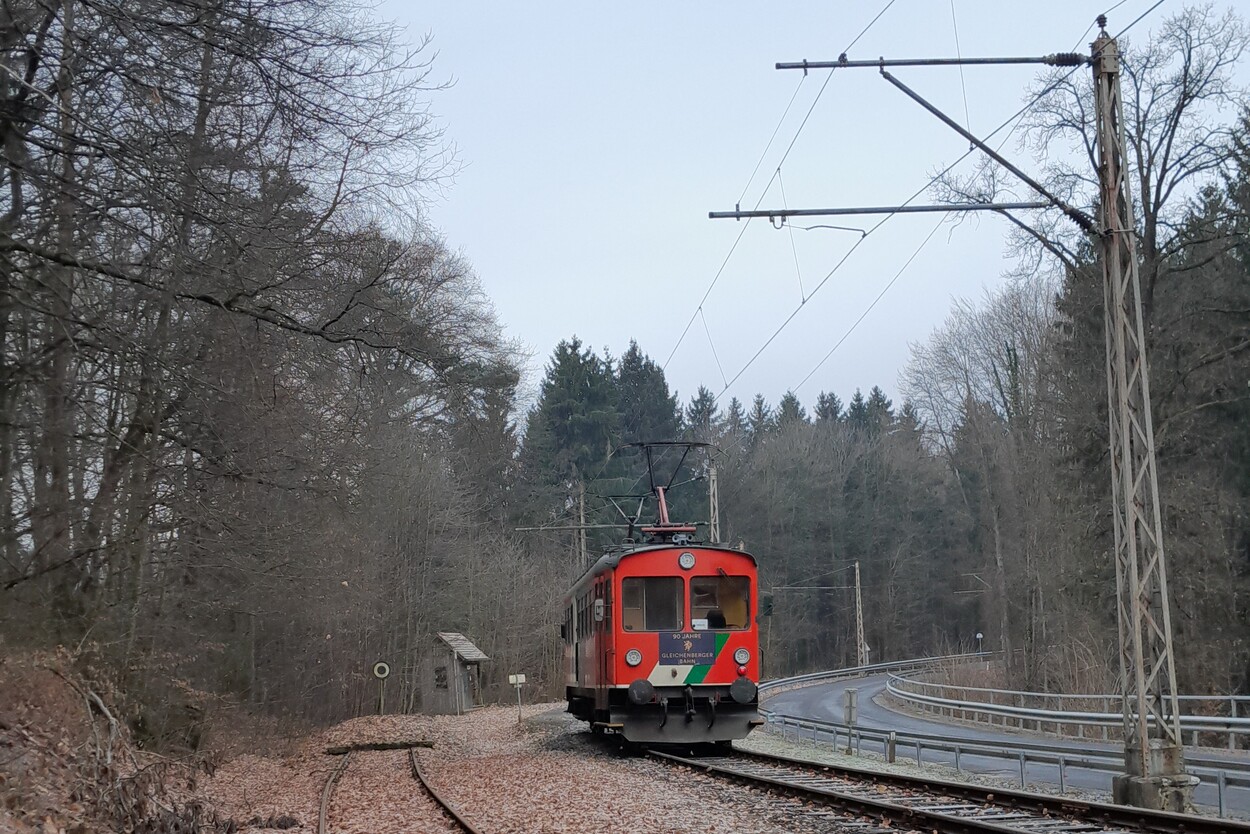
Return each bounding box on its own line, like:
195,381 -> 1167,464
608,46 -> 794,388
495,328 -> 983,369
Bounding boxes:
1019,751 -> 1027,788
1058,755 -> 1066,793
887,731 -> 896,764
954,744 -> 961,773
1219,768 -> 1227,817
916,740 -> 923,766
845,688 -> 857,754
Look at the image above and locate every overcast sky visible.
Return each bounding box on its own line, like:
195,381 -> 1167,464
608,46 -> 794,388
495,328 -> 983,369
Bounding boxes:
379,0 -> 1241,413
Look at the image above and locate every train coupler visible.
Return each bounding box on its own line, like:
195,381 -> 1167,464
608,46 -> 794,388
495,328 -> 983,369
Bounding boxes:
683,685 -> 695,723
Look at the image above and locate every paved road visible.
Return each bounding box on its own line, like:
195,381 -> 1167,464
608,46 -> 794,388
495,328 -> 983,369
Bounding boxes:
765,673 -> 1250,814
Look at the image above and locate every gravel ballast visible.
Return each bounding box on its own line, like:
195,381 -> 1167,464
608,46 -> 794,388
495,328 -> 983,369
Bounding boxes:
201,699 -> 1120,833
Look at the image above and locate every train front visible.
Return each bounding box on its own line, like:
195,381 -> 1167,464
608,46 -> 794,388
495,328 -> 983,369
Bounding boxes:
611,545 -> 762,744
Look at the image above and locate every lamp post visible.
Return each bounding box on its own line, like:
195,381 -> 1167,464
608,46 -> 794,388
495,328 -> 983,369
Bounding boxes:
975,632 -> 983,654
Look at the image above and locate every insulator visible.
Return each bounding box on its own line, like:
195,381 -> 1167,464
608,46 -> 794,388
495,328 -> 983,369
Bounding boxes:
1047,53 -> 1089,67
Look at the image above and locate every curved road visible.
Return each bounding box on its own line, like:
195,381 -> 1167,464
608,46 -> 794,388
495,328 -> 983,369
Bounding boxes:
764,672 -> 1250,814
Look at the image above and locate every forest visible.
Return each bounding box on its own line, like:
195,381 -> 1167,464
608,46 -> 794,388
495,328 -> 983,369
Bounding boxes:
1,0 -> 1247,749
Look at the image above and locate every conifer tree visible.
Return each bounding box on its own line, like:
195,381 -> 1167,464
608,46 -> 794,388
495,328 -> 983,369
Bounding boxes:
616,341 -> 680,444
685,386 -> 721,443
746,394 -> 774,445
814,392 -> 843,423
846,389 -> 868,431
866,386 -> 895,434
518,337 -> 619,494
777,391 -> 808,427
723,397 -> 748,442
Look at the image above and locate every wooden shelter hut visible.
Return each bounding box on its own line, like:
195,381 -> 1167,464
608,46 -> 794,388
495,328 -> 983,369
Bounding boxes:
421,632 -> 489,715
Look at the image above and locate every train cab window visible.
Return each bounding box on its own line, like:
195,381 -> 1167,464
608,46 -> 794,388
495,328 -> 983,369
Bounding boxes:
621,577 -> 683,631
691,575 -> 750,629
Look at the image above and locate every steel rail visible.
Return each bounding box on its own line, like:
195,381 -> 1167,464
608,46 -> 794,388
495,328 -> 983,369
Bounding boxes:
409,748 -> 481,834
317,750 -> 353,834
648,747 -> 1250,834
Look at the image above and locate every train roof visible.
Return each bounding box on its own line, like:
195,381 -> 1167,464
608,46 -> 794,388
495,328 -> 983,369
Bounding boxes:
565,542 -> 757,600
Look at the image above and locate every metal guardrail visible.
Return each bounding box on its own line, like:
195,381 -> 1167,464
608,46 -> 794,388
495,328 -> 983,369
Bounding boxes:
759,711 -> 1250,816
759,653 -> 990,695
887,674 -> 1250,750
887,674 -> 1250,714
759,657 -> 1250,816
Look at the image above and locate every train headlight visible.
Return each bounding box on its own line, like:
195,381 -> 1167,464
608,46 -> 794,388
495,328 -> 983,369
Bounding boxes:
733,647 -> 751,665
678,551 -> 696,570
625,649 -> 643,667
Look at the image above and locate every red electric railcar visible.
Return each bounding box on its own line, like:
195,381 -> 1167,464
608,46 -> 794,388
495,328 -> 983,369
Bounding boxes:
561,444 -> 763,744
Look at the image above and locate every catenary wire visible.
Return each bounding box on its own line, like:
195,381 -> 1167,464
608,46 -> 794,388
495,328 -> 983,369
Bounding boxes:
778,168 -> 806,301
701,308 -> 729,389
551,8 -> 1112,532
711,23 -> 1103,405
793,216 -> 945,392
736,81 -> 808,207
950,0 -> 973,146
1117,0 -> 1167,39
784,22 -> 1107,396
664,0 -> 899,372
611,10 -> 1130,520
767,4 -> 1150,411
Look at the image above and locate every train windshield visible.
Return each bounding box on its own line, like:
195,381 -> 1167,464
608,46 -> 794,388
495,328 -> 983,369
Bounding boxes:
621,577 -> 683,631
690,575 -> 750,630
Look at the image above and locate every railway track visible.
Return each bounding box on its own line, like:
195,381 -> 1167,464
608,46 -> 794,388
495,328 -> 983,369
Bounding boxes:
647,747 -> 1250,834
317,747 -> 479,834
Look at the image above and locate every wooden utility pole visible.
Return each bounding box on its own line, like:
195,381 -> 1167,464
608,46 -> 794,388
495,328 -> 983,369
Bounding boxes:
1092,20 -> 1193,811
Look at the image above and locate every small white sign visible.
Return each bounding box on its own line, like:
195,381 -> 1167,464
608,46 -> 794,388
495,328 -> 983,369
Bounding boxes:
508,673 -> 526,685
691,618 -> 709,631
373,661 -> 390,679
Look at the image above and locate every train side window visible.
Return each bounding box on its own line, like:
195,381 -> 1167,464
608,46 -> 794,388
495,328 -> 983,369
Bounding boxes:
622,579 -> 643,631
690,575 -> 750,629
621,577 -> 683,631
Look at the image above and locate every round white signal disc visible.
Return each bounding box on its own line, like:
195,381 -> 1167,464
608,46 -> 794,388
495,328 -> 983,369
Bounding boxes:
678,552 -> 696,570
373,661 -> 391,679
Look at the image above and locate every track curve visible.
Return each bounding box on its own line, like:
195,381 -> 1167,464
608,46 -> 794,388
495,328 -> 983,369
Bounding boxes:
317,747 -> 478,834
647,746 -> 1250,834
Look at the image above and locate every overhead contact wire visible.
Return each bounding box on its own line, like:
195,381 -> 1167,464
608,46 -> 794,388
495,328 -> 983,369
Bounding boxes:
1116,0 -> 1167,37
950,0 -> 973,146
701,309 -> 729,389
794,216 -> 945,391
784,17 -> 1110,396
665,0 -> 899,372
778,169 -> 806,301
715,29 -> 1100,403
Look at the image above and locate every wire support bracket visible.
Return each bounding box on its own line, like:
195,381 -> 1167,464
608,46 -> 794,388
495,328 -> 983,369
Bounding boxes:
776,54 -> 1089,71
709,202 -> 1050,221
